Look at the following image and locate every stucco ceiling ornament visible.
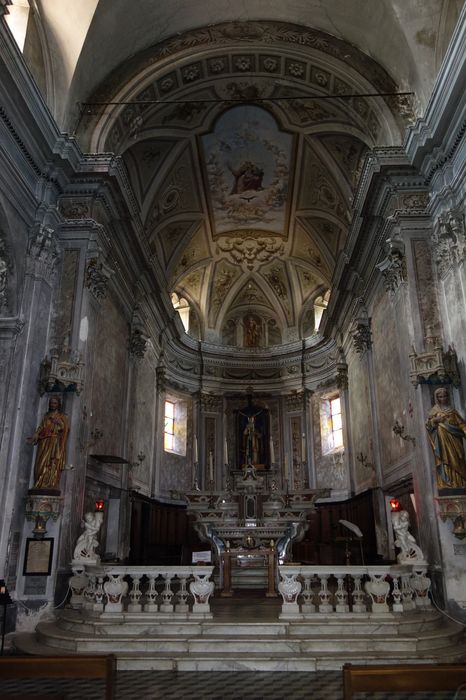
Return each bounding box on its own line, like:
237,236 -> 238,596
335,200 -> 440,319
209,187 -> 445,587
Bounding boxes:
217,235 -> 284,271
431,211 -> 466,278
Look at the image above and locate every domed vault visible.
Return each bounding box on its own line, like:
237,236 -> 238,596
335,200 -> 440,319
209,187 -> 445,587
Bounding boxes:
78,20 -> 412,350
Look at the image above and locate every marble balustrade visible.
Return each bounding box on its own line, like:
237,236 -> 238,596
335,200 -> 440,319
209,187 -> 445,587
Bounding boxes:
69,564 -> 215,616
278,565 -> 431,617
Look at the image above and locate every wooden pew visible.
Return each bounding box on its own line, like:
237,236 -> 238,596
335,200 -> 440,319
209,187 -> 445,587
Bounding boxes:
0,655 -> 116,700
343,663 -> 466,699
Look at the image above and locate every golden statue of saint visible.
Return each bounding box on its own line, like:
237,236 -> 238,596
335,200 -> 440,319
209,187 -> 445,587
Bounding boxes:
426,387 -> 466,489
28,396 -> 69,490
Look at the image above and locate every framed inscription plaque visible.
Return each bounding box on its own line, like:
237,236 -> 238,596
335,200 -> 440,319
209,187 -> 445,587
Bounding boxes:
23,538 -> 54,576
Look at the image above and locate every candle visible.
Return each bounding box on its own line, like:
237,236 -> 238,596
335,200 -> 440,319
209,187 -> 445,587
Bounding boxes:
269,437 -> 275,465
224,437 -> 228,465
284,454 -> 289,480
301,433 -> 306,462
209,450 -> 214,481
193,435 -> 198,463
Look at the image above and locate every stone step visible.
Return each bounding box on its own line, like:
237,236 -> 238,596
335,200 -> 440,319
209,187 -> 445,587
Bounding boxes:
35,618 -> 463,656
16,631 -> 466,672
53,608 -> 453,640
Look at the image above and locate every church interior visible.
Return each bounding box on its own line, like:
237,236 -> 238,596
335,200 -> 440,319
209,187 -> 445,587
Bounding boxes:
0,0 -> 466,694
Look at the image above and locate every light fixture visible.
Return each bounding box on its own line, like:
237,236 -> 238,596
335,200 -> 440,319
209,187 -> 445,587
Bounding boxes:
390,497 -> 401,511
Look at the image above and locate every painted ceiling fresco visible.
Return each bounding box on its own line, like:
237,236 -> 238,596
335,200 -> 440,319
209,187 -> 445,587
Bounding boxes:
202,106 -> 292,237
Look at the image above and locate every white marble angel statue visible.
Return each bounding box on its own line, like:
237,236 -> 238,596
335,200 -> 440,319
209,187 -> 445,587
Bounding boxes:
391,509 -> 426,564
72,511 -> 104,562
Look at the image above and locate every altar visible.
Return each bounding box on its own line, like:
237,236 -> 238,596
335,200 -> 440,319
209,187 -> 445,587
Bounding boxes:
221,546 -> 277,597
186,463 -> 329,593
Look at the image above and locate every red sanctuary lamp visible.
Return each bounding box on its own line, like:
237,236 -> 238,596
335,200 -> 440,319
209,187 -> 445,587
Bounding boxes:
389,497 -> 401,512
95,499 -> 105,512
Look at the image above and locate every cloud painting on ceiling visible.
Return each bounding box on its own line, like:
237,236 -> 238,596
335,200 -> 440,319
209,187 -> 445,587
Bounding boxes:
202,106 -> 292,237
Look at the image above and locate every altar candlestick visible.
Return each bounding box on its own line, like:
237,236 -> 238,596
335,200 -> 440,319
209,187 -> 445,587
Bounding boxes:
224,437 -> 228,465
284,454 -> 289,480
269,437 -> 275,465
193,435 -> 198,463
301,433 -> 306,462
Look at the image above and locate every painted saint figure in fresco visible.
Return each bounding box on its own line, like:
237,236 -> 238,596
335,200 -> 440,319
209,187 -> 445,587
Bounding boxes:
228,160 -> 264,195
28,396 -> 69,490
426,387 -> 466,489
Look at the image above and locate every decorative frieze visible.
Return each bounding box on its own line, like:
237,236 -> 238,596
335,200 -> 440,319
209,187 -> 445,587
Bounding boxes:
85,256 -> 114,300
59,200 -> 91,219
286,391 -> 305,412
200,392 -> 222,412
409,338 -> 460,387
399,192 -> 429,211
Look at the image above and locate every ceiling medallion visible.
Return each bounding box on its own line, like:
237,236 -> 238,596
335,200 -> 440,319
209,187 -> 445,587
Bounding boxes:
217,235 -> 284,271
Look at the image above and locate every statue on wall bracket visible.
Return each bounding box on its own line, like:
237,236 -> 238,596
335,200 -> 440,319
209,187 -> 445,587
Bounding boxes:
426,386 -> 466,491
27,395 -> 69,492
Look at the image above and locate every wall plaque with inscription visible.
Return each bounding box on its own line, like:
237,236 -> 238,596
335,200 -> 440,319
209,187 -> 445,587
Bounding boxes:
23,538 -> 53,576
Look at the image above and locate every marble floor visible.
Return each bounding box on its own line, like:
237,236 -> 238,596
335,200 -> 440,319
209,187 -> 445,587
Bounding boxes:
4,594 -> 465,698
0,669 -> 462,699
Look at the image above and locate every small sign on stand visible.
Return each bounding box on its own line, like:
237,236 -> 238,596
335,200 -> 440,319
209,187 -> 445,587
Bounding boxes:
192,551 -> 212,565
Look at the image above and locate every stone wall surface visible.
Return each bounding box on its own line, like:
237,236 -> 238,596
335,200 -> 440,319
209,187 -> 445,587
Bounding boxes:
347,347 -> 375,491
371,283 -> 416,478
89,291 -> 129,458
129,352 -> 157,493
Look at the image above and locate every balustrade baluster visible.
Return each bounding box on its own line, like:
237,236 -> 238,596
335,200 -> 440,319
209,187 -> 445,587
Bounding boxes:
128,574 -> 143,612
160,573 -> 174,612
301,573 -> 315,613
190,572 -> 214,615
93,574 -> 105,612
391,574 -> 403,612
351,575 -> 366,613
175,575 -> 189,612
83,574 -> 97,611
335,575 -> 349,612
278,571 -> 302,618
103,573 -> 128,613
69,567 -> 89,609
401,573 -> 415,610
143,573 -> 159,612
317,574 -> 333,613
365,573 -> 390,613
411,568 -> 432,608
